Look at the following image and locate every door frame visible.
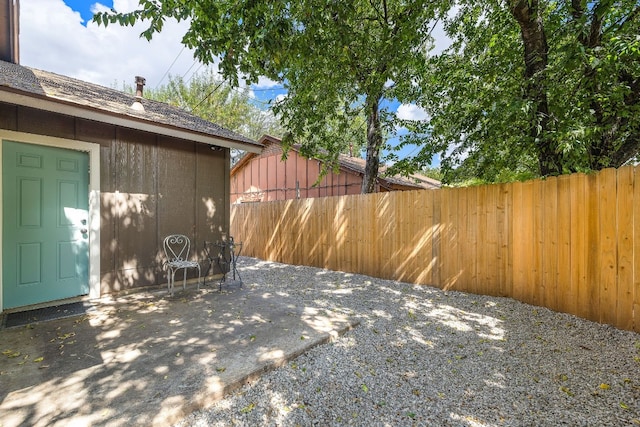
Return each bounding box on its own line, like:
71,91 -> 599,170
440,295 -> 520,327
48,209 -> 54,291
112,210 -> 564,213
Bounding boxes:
0,130 -> 101,312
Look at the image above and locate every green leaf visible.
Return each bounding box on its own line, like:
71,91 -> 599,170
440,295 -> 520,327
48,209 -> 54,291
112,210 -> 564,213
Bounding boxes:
3,350 -> 20,358
240,403 -> 255,413
560,386 -> 574,397
94,0 -> 445,192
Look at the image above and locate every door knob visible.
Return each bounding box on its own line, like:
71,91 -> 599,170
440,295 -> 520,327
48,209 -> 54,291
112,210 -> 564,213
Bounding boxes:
81,228 -> 88,234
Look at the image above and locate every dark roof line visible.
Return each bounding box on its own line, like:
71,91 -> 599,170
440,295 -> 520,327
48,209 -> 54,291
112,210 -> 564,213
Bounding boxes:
0,60 -> 261,150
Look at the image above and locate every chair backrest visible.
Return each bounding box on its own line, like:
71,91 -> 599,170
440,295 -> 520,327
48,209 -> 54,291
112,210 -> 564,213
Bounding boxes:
163,234 -> 192,262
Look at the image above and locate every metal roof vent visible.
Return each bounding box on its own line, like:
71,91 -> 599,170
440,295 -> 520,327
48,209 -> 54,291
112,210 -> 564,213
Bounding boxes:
130,76 -> 145,112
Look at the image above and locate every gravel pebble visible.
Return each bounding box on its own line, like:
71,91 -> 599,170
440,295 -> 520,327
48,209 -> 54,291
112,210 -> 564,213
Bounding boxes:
175,257 -> 640,426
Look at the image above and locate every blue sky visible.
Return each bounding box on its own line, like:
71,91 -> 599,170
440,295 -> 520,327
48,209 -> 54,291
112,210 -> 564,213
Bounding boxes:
20,0 -> 441,165
62,0 -> 110,23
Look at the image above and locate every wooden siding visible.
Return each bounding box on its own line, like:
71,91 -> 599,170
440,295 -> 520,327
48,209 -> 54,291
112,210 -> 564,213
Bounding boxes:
230,146 -> 364,203
1,103 -> 230,294
231,167 -> 640,332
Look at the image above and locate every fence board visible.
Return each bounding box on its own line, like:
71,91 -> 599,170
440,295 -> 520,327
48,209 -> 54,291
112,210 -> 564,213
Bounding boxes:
333,197 -> 343,271
532,179 -> 544,307
473,186 -> 482,294
496,184 -> 512,296
511,181 -> 525,302
521,180 -> 536,305
599,169 -> 617,326
633,167 -> 640,332
457,187 -> 470,292
419,190 -> 434,285
556,175 -> 572,314
432,189 -> 442,287
308,199 -> 319,267
586,173 -> 601,323
403,191 -> 416,282
354,196 -> 364,274
341,196 -> 352,273
231,166 -> 640,332
279,200 -> 290,264
442,188 -> 460,290
571,173 -> 588,320
543,177 -> 558,311
485,184 -> 499,296
504,184 -> 514,297
365,194 -> 373,275
617,167 -> 634,330
265,202 -> 277,260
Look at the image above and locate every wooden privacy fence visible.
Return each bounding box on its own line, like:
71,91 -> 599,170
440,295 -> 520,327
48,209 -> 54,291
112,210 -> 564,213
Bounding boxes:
231,166 -> 640,332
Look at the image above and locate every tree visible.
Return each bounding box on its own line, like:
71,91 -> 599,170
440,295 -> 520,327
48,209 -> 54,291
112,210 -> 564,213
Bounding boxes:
144,68 -> 284,142
95,0 -> 442,193
403,1 -> 640,183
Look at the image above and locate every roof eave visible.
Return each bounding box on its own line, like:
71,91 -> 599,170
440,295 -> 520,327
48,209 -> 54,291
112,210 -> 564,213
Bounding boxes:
0,89 -> 263,153
230,152 -> 257,177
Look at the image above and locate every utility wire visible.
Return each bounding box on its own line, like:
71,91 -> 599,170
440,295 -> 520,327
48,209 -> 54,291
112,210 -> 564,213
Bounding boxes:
181,60 -> 199,81
183,70 -> 283,112
192,80 -> 227,112
184,62 -> 205,83
155,46 -> 185,89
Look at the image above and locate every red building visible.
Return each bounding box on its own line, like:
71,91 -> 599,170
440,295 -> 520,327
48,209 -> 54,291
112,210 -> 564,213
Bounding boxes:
231,135 -> 440,203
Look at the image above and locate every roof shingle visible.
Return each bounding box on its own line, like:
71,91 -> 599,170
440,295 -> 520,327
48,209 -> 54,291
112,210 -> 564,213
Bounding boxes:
0,60 -> 260,149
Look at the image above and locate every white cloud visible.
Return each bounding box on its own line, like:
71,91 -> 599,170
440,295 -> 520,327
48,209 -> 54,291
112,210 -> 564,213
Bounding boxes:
17,0 -> 454,120
243,76 -> 283,100
429,21 -> 452,55
396,104 -> 428,121
109,0 -> 143,13
19,0 -> 201,89
428,6 -> 457,56
254,76 -> 281,89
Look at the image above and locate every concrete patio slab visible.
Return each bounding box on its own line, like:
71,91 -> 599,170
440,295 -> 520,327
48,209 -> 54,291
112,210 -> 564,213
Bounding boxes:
0,282 -> 358,427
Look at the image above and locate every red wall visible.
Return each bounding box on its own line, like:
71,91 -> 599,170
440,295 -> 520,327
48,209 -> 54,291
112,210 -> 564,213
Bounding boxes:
231,145 -> 364,203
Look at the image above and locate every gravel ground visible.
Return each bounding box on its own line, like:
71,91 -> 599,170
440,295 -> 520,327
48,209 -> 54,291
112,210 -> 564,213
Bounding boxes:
176,257 -> 640,427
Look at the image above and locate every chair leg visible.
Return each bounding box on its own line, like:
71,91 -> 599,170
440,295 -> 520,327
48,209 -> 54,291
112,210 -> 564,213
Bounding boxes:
168,269 -> 175,296
168,266 -> 202,294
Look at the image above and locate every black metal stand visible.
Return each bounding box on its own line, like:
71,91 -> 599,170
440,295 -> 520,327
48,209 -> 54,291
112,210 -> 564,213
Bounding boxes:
203,238 -> 243,291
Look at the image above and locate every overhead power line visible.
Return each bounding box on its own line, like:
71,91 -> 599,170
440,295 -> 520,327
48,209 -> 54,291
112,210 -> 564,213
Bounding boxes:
155,46 -> 185,89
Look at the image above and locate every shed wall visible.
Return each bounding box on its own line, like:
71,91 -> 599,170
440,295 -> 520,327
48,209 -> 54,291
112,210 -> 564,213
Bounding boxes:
230,147 -> 363,203
0,102 -> 230,294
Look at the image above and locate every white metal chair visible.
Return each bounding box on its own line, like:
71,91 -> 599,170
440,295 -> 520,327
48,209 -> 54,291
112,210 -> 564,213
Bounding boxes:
163,234 -> 201,295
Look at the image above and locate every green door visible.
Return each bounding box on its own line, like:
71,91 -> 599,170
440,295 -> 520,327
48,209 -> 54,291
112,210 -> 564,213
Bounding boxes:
3,140 -> 89,309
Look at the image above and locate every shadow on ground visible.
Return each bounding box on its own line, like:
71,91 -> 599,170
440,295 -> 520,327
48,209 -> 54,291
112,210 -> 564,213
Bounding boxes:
0,280 -> 358,427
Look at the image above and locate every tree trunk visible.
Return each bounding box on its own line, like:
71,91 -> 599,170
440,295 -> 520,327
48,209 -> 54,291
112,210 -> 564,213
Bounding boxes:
362,96 -> 383,193
509,0 -> 562,176
576,2 -> 640,169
